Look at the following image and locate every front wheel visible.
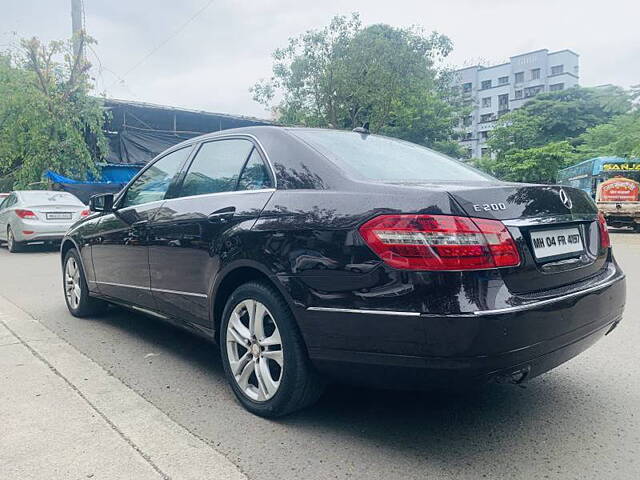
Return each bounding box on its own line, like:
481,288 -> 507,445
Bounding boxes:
63,249 -> 108,317
220,282 -> 324,417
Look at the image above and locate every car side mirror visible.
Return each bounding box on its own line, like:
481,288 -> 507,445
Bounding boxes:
89,193 -> 114,213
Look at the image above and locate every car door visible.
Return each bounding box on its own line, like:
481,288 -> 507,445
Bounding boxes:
147,137 -> 275,327
0,194 -> 17,240
91,145 -> 194,309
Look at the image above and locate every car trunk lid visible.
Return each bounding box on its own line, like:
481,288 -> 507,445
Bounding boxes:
29,204 -> 85,222
386,181 -> 605,294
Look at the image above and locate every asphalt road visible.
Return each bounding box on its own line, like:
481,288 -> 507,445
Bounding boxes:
1,233 -> 638,480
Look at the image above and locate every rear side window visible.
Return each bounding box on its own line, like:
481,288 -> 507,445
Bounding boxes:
122,146 -> 192,208
238,148 -> 272,190
0,194 -> 15,209
180,139 -> 254,197
291,129 -> 491,183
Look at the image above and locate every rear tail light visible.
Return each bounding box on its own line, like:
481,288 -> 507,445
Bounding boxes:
80,209 -> 90,217
359,214 -> 521,271
597,212 -> 611,249
15,209 -> 37,219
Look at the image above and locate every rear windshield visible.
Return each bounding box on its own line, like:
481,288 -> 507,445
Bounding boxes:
19,191 -> 83,205
291,129 -> 491,183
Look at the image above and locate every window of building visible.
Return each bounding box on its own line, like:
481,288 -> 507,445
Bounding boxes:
481,147 -> 490,157
481,80 -> 492,90
498,76 -> 509,85
462,82 -> 472,93
531,68 -> 541,80
479,131 -> 489,140
514,72 -> 524,84
550,83 -> 565,92
464,132 -> 473,140
462,115 -> 472,127
514,89 -> 523,99
480,113 -> 494,123
524,85 -> 544,98
481,97 -> 491,108
551,64 -> 564,75
181,139 -> 255,197
498,94 -> 509,108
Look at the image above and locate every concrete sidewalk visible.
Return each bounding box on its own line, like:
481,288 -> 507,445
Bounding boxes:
0,296 -> 246,480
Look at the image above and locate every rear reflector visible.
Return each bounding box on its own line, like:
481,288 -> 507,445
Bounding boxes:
22,230 -> 34,235
597,212 -> 611,249
359,214 -> 521,271
15,209 -> 37,219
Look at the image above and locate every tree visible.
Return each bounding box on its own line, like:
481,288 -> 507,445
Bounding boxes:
474,86 -> 634,183
0,35 -> 107,190
575,112 -> 640,159
474,141 -> 574,184
487,86 -> 631,157
252,13 -> 464,153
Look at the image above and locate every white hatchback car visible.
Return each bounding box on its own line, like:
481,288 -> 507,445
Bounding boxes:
0,190 -> 89,252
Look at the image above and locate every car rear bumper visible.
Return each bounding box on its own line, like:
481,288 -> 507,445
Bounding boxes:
299,271 -> 626,388
12,221 -> 73,243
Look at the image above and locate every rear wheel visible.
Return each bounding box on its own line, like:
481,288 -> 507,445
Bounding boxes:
63,249 -> 108,317
6,227 -> 24,253
220,282 -> 324,417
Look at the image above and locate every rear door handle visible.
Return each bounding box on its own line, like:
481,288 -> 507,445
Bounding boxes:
208,207 -> 236,223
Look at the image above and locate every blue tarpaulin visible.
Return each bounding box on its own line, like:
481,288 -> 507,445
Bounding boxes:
44,165 -> 140,204
44,165 -> 140,185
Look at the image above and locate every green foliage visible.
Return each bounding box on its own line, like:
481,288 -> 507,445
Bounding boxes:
575,112 -> 640,159
0,35 -> 107,190
488,86 -> 631,157
252,13 -> 464,152
473,141 -> 574,184
474,86 -> 635,183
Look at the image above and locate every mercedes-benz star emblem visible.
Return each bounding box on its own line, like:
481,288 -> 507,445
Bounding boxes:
559,188 -> 573,209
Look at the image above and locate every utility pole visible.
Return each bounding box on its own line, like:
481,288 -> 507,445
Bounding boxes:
71,0 -> 84,60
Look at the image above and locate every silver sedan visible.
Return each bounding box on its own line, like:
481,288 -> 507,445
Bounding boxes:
0,190 -> 89,252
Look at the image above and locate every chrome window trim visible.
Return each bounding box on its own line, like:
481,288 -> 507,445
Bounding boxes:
306,274 -> 624,318
160,188 -> 275,204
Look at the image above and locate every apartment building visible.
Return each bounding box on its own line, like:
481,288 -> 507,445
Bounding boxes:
455,49 -> 579,158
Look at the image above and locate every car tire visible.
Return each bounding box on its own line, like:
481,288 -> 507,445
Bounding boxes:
63,248 -> 108,317
7,227 -> 24,253
220,281 -> 324,418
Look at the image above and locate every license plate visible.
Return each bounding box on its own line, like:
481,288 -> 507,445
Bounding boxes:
530,227 -> 584,260
46,212 -> 72,220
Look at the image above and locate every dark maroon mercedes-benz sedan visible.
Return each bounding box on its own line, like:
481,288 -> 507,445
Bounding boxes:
60,126 -> 626,417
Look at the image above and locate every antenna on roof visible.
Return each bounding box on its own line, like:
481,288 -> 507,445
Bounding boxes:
352,122 -> 370,134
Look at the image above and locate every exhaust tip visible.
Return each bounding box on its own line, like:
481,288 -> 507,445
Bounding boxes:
495,366 -> 531,385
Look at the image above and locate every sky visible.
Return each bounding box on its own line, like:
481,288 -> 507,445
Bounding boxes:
2,0 -> 639,119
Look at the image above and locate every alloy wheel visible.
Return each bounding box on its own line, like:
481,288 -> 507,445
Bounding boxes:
64,256 -> 82,310
226,299 -> 284,402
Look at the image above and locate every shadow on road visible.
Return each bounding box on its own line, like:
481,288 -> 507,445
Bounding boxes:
90,301 -> 605,463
